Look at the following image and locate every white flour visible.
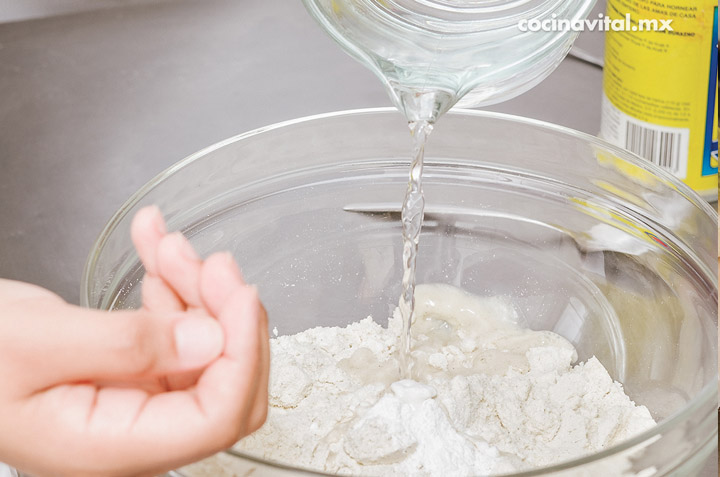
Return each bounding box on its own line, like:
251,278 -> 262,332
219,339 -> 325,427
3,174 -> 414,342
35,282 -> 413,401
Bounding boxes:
231,284 -> 655,476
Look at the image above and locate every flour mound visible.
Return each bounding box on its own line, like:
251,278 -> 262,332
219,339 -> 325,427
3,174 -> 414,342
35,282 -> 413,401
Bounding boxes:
236,285 -> 655,476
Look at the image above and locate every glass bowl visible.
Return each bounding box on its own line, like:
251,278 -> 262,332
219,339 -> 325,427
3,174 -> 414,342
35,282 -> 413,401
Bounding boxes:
81,109 -> 718,476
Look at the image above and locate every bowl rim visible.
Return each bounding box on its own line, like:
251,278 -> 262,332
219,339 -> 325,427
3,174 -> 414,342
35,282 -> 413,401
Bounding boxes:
81,107 -> 718,476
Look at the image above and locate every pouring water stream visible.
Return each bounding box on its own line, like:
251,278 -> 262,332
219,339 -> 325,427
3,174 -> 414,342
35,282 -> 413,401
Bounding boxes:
301,0 -> 596,378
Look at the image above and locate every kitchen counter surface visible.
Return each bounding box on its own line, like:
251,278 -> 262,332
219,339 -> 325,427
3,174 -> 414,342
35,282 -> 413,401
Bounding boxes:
0,0 -> 606,301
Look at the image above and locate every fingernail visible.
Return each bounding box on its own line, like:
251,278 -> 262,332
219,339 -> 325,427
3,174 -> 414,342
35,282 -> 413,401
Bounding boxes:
174,318 -> 224,368
221,252 -> 245,282
220,252 -> 235,265
171,232 -> 200,260
149,206 -> 166,235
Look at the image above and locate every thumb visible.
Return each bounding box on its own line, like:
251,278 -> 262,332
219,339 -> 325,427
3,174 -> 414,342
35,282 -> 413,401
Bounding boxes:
3,300 -> 224,393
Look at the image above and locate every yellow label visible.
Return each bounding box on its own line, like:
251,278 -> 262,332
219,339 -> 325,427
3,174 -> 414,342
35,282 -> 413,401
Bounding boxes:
601,0 -> 718,198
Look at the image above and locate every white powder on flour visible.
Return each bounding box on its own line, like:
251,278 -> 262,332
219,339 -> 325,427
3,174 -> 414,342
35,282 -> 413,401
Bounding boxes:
232,284 -> 655,476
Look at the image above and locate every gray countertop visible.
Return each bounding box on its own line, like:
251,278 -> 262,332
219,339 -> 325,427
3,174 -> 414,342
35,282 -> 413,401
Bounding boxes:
0,0 -> 606,303
0,1 -> 715,475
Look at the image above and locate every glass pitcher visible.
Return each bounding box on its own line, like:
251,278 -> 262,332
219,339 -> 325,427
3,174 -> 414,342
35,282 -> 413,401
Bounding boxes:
302,0 -> 596,121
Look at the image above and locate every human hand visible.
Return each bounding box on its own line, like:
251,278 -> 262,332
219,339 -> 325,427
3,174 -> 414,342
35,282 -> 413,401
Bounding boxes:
0,206 -> 269,477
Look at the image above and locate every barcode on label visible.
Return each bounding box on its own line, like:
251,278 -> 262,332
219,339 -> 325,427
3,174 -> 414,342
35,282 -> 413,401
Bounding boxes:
623,120 -> 689,178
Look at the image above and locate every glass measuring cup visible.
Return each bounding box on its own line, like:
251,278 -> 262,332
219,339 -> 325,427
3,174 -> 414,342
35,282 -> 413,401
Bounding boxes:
302,0 -> 596,121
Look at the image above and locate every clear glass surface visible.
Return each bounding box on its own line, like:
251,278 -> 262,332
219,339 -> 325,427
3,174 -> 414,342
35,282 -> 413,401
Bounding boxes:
301,0 -> 596,119
82,109 -> 718,477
